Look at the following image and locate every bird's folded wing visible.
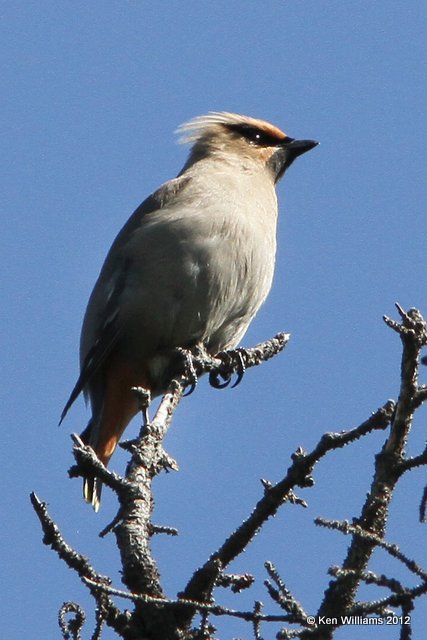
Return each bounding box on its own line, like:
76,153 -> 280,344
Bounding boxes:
59,174 -> 193,425
59,308 -> 121,425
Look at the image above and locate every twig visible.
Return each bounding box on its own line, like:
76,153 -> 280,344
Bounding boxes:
30,493 -> 131,637
151,524 -> 179,536
383,305 -> 427,455
315,518 -> 427,581
420,486 -> 427,523
68,433 -> 129,494
347,581 -> 427,617
411,385 -> 427,410
301,307 -> 427,639
36,312 -> 427,638
400,598 -> 414,640
397,448 -> 427,474
31,492 -> 111,585
181,400 -> 395,609
43,333 -> 291,639
264,561 -> 309,623
91,600 -> 106,640
58,602 -> 85,640
252,600 -> 263,640
329,566 -> 406,595
110,335 -> 291,627
83,577 -> 297,623
216,572 -> 254,593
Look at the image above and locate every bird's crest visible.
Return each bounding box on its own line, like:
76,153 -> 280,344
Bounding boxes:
177,112 -> 287,145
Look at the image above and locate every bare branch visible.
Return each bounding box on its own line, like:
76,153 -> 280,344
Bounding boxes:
411,384 -> 427,410
397,447 -> 427,475
151,524 -> 179,536
302,307 -> 427,639
180,400 -> 394,615
83,577 -> 298,623
400,598 -> 414,640
30,493 -> 132,637
37,333 -> 291,639
216,572 -> 255,593
31,492 -> 111,586
348,581 -> 427,618
329,566 -> 406,596
420,486 -> 427,523
252,600 -> 263,640
68,434 -> 129,494
33,312 -> 427,638
383,306 -> 427,455
58,602 -> 85,640
264,561 -> 309,623
315,518 -> 427,581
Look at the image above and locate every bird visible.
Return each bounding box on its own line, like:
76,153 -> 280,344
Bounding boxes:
60,112 -> 318,510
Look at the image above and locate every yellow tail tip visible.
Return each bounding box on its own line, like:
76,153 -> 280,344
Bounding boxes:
83,477 -> 102,512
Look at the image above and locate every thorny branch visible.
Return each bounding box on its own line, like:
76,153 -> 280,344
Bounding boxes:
58,602 -> 85,640
315,518 -> 427,581
179,400 -> 395,615
296,305 -> 427,640
30,493 -> 131,638
31,308 -> 427,639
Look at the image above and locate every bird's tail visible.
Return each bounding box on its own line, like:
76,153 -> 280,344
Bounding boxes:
80,419 -> 104,512
83,475 -> 103,512
79,361 -> 145,510
80,400 -> 137,510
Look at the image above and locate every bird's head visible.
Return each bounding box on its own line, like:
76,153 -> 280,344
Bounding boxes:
177,112 -> 318,183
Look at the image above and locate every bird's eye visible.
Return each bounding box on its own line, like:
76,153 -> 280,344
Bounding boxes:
243,127 -> 279,146
244,128 -> 263,143
228,124 -> 281,147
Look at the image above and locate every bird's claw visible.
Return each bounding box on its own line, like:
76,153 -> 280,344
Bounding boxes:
231,348 -> 246,387
209,370 -> 232,389
178,350 -> 198,396
209,348 -> 246,390
183,380 -> 197,396
131,387 -> 151,426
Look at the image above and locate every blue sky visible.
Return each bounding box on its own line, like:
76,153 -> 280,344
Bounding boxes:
1,2 -> 426,638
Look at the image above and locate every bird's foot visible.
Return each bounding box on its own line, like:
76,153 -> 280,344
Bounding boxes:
209,347 -> 247,390
174,348 -> 199,396
131,386 -> 151,425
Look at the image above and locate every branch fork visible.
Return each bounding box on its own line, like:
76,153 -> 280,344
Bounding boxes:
31,311 -> 427,639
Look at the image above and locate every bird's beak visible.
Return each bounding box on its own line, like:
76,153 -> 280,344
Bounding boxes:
269,137 -> 318,182
280,138 -> 319,158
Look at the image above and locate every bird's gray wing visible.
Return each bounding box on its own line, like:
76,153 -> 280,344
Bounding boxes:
59,264 -> 127,425
59,174 -> 192,424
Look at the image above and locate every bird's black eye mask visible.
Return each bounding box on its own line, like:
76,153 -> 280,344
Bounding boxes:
226,123 -> 293,147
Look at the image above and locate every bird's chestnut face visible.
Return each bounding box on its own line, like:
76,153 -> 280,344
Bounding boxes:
225,122 -> 318,183
178,113 -> 317,182
226,123 -> 293,148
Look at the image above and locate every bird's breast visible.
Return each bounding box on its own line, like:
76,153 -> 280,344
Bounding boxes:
124,182 -> 277,355
86,172 -> 279,391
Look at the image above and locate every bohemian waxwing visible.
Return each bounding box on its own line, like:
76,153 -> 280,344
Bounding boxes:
61,112 -> 318,510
